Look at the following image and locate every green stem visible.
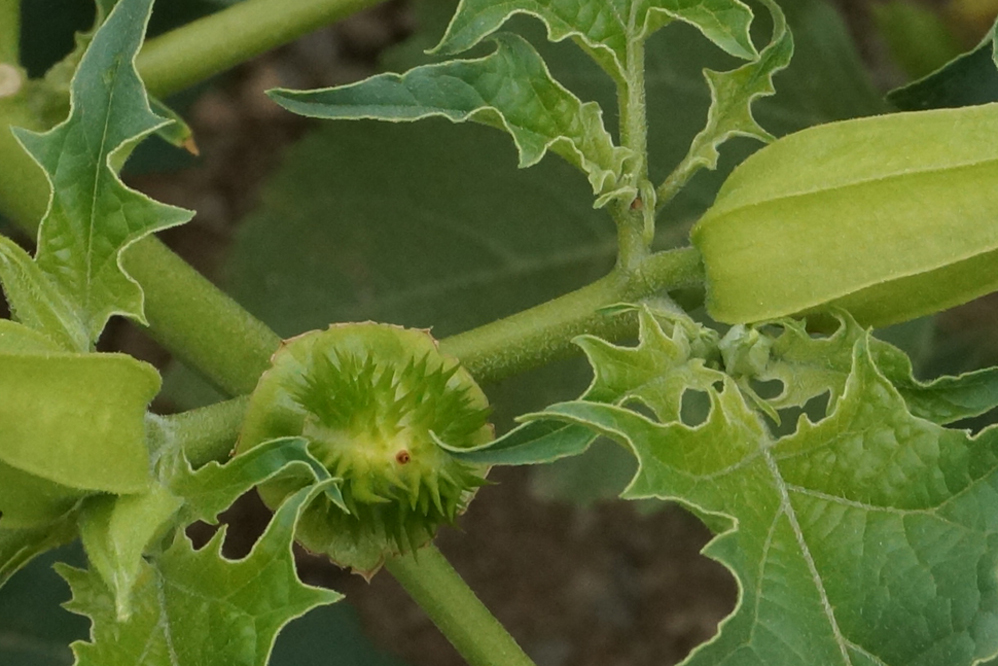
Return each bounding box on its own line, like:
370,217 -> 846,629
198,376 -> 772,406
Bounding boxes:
443,247 -> 702,383
162,396 -> 249,468
613,25 -> 650,272
0,0 -> 18,65
178,248 -> 704,465
137,0 -> 385,98
385,545 -> 537,666
122,241 -> 281,396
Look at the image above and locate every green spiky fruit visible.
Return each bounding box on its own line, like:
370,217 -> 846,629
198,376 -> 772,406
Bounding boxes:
237,323 -> 492,576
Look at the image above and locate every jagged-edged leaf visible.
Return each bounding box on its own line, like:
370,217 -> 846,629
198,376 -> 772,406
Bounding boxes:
889,16 -> 998,111
163,436 -> 344,525
440,307 -> 724,464
269,33 -> 631,203
433,0 -> 757,83
77,483 -> 183,621
720,312 -> 998,425
536,320 -> 998,665
60,482 -> 342,666
657,0 -> 792,205
0,235 -> 88,351
11,0 -> 193,343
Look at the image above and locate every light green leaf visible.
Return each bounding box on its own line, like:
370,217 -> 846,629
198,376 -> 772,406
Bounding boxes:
0,352 -> 159,528
692,102 -> 998,328
149,97 -> 198,155
536,320 -> 998,664
0,318 -> 64,354
78,483 -> 183,621
0,235 -> 88,351
657,0 -> 792,205
269,33 -> 631,203
433,0 -> 758,82
60,482 -> 343,666
0,514 -> 78,588
11,0 -> 193,343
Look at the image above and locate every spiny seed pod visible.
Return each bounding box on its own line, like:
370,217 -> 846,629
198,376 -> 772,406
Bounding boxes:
692,102 -> 998,328
237,323 -> 492,576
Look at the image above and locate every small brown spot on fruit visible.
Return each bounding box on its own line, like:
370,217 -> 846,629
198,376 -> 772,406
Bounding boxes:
395,450 -> 411,464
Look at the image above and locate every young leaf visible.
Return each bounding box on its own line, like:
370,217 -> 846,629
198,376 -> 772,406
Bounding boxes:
0,318 -> 64,354
60,482 -> 343,666
163,436 -> 343,525
77,483 -> 183,621
722,312 -> 998,425
0,235 -> 88,351
11,0 -> 193,343
432,0 -> 758,83
539,332 -> 998,665
657,0 -> 793,205
440,307 -> 724,465
269,33 -> 631,203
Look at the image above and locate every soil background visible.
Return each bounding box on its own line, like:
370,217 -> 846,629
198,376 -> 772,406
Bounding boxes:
95,1 -> 996,665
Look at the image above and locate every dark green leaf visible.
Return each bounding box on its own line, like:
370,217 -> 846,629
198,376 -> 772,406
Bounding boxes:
11,0 -> 192,342
888,16 -> 998,110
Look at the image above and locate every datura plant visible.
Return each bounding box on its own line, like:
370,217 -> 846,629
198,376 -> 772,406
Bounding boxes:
3,0 -> 998,665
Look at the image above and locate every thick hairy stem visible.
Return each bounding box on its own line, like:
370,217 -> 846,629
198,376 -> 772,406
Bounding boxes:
137,0 -> 385,98
443,247 -> 703,383
385,545 -> 538,666
173,248 -> 704,465
162,396 -> 250,468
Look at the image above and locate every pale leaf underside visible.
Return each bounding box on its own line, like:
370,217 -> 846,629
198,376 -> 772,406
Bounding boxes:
433,0 -> 759,82
269,33 -> 632,202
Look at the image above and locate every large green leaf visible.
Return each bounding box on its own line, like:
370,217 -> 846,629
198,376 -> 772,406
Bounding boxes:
432,0 -> 758,82
531,315 -> 998,665
269,33 -> 632,203
888,16 -> 998,111
60,483 -> 342,666
11,0 -> 192,343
